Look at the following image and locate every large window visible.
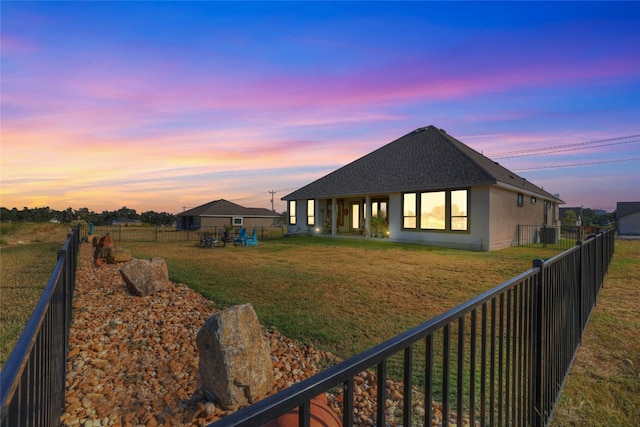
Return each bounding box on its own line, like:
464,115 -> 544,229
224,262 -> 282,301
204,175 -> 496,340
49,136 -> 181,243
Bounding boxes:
403,189 -> 469,232
420,191 -> 445,230
307,200 -> 315,226
450,190 -> 468,231
288,200 -> 296,225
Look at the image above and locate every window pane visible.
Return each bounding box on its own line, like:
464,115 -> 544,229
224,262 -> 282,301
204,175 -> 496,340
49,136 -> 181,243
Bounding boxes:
403,193 -> 416,229
307,200 -> 315,225
421,192 -> 445,229
451,217 -> 467,231
289,201 -> 296,225
352,204 -> 360,229
404,217 -> 416,228
451,190 -> 467,216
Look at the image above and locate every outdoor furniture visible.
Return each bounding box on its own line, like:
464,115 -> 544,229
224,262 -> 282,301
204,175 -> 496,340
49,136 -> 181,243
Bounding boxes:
199,232 -> 221,248
245,228 -> 258,246
233,228 -> 247,246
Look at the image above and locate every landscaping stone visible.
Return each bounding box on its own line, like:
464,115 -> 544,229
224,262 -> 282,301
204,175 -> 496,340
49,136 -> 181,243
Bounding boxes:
62,242 -> 453,427
119,257 -> 169,296
196,304 -> 273,410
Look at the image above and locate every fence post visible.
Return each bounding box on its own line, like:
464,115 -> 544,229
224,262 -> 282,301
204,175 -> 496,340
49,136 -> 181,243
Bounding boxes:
532,258 -> 545,427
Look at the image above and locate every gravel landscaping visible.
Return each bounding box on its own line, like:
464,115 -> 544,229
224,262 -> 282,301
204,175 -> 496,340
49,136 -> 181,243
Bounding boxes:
62,242 -> 451,427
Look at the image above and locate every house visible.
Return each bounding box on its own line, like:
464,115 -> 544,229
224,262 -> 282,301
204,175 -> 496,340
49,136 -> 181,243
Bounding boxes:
176,199 -> 281,230
616,202 -> 640,236
282,126 -> 563,251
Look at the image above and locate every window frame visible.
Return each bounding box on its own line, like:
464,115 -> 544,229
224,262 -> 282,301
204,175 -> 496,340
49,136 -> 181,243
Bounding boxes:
401,188 -> 469,233
307,199 -> 315,226
517,193 -> 524,207
288,200 -> 297,225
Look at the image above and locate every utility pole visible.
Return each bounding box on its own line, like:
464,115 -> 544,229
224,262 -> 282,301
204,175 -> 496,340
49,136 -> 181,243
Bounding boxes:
269,190 -> 277,212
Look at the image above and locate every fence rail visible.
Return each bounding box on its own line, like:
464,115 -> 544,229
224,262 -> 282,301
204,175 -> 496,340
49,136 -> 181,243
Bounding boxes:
517,224 -> 604,250
0,227 -> 80,427
0,228 -> 615,427
81,224 -> 285,243
212,229 -> 615,427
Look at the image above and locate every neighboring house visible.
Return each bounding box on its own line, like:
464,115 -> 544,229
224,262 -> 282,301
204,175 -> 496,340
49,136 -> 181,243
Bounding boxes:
282,126 -> 563,251
176,199 -> 281,230
616,202 -> 640,236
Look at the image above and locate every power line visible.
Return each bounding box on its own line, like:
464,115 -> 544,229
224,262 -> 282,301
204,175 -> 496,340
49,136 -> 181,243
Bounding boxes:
514,157 -> 640,172
489,134 -> 640,158
493,139 -> 639,159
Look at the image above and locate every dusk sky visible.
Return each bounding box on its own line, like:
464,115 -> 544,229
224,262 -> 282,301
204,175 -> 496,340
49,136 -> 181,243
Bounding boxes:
2,2 -> 639,214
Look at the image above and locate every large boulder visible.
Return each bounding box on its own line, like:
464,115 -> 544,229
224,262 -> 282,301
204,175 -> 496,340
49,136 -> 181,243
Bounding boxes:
196,304 -> 273,410
120,257 -> 169,296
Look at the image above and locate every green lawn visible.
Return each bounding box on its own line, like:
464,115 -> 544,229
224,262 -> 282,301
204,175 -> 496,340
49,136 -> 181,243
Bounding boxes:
124,237 -> 562,358
0,242 -> 62,366
2,229 -> 636,424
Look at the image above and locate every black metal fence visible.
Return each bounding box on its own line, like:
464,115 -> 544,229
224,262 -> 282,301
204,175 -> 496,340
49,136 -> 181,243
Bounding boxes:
0,227 -> 80,427
517,225 -> 604,250
0,228 -> 615,427
212,229 -> 615,427
81,224 -> 285,243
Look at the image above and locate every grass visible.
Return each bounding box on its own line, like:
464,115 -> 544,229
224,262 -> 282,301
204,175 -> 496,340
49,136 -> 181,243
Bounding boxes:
0,223 -> 69,366
123,237 -> 562,359
1,224 -> 637,424
550,239 -> 640,426
0,242 -> 63,366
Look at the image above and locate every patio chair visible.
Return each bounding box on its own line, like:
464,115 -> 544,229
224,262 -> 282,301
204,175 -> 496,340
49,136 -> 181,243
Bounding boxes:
245,228 -> 258,246
201,232 -> 219,248
233,228 -> 247,246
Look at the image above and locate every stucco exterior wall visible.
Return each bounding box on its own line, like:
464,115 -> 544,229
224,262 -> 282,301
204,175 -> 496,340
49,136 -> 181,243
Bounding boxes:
200,216 -> 278,229
618,211 -> 640,235
487,186 -> 547,250
292,184 -> 558,251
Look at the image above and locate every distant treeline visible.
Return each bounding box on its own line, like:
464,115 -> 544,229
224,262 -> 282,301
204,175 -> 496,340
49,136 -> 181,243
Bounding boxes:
560,208 -> 615,228
0,206 -> 176,226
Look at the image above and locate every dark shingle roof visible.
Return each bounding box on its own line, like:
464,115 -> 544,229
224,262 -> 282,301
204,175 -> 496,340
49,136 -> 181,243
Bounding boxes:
616,201 -> 640,219
283,126 -> 558,201
178,199 -> 278,217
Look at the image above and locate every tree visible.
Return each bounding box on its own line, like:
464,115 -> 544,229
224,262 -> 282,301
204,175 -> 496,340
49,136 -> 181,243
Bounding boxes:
562,210 -> 578,227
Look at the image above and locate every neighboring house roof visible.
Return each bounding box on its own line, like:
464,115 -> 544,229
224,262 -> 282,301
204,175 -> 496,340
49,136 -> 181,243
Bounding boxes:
282,126 -> 561,201
177,199 -> 278,217
616,201 -> 640,219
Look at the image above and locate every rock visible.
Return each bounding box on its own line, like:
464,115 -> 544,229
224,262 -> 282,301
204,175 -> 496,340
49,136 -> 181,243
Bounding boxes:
120,257 -> 169,296
93,246 -> 132,264
196,304 -> 273,410
94,233 -> 114,250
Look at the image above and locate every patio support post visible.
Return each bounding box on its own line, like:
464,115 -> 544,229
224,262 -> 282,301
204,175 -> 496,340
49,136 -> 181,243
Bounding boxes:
331,198 -> 337,236
365,195 -> 371,237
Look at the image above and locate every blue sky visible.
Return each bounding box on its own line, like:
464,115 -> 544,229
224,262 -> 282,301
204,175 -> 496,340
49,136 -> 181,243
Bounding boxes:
2,1 -> 639,213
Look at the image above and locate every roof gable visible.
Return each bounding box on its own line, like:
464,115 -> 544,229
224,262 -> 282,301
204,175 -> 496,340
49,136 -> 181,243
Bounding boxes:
178,199 -> 278,217
283,126 -> 557,201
